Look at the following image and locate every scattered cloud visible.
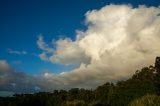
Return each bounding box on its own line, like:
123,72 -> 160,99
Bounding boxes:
37,35 -> 54,61
0,60 -> 10,72
0,60 -> 55,93
37,35 -> 54,53
39,52 -> 49,61
7,49 -> 27,55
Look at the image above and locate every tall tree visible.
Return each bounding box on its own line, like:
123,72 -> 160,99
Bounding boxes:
155,57 -> 160,74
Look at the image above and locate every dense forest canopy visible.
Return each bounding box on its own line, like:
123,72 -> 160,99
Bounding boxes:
0,57 -> 160,106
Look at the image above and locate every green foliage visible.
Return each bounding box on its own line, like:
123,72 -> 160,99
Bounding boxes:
110,79 -> 157,106
132,66 -> 155,81
66,100 -> 86,106
94,82 -> 114,105
129,94 -> 160,106
155,57 -> 160,73
0,56 -> 160,106
154,57 -> 160,95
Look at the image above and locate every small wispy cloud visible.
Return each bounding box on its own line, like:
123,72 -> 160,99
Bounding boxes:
7,49 -> 27,55
11,60 -> 22,64
39,52 -> 49,61
37,35 -> 54,53
37,35 -> 54,61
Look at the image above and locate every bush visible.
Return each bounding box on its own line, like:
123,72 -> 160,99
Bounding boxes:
129,94 -> 160,106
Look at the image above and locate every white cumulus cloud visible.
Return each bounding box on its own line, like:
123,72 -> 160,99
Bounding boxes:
38,4 -> 160,89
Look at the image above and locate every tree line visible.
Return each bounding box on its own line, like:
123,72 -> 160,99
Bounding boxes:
0,57 -> 160,106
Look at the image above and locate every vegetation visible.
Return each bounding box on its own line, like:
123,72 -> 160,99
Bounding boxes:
128,94 -> 160,106
0,57 -> 160,106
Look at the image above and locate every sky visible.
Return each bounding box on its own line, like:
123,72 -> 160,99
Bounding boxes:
0,0 -> 160,96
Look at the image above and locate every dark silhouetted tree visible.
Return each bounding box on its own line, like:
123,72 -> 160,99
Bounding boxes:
155,57 -> 160,74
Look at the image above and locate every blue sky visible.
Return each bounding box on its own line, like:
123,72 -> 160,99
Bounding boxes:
0,0 -> 160,75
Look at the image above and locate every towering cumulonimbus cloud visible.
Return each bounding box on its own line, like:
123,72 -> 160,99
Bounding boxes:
40,4 -> 160,88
